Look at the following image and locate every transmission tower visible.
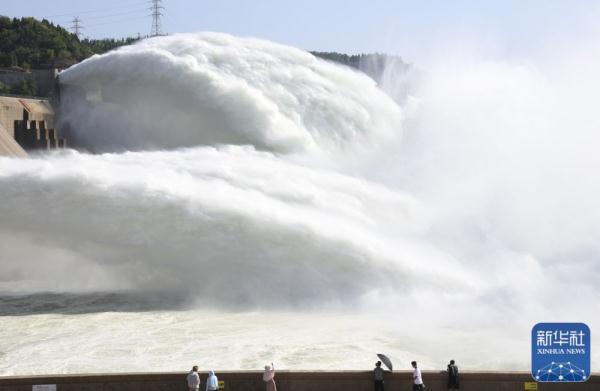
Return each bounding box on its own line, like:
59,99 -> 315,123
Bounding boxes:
70,16 -> 83,39
149,0 -> 164,36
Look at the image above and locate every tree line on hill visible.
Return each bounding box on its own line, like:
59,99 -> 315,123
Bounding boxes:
0,16 -> 407,95
0,16 -> 139,69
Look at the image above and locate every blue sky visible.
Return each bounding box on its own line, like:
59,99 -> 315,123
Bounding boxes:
4,1 -> 599,62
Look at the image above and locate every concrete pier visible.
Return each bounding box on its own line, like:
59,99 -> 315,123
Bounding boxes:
0,371 -> 598,391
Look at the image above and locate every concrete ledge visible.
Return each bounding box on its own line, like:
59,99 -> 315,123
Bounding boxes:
1,371 -> 599,391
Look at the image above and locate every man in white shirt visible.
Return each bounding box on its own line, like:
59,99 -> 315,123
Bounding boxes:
186,366 -> 201,391
411,361 -> 424,391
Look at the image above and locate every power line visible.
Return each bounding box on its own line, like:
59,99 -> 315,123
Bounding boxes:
83,9 -> 146,21
70,16 -> 83,38
43,0 -> 163,39
85,15 -> 148,29
149,0 -> 164,37
54,9 -> 148,33
47,1 -> 148,18
55,8 -> 146,24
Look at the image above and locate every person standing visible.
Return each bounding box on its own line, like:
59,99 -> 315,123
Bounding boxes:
373,361 -> 385,391
187,366 -> 200,391
263,362 -> 277,391
411,361 -> 424,391
447,360 -> 459,390
206,370 -> 219,391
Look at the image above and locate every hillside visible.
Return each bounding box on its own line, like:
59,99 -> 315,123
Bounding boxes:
0,16 -> 138,70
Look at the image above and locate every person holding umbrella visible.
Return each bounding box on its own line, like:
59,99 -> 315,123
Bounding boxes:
374,353 -> 392,391
373,361 -> 385,391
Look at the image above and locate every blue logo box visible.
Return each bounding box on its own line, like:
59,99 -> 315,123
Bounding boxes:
531,322 -> 590,382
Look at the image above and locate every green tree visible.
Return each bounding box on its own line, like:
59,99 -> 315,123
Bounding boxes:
0,15 -> 137,69
0,53 -> 12,67
9,78 -> 37,96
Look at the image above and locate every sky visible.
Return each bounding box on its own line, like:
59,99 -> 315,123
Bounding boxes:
3,0 -> 600,63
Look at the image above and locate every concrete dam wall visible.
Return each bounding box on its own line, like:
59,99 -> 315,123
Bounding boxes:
0,95 -> 65,157
0,371 -> 598,391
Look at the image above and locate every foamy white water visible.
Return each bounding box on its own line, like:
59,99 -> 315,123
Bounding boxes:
58,33 -> 402,155
0,306 -> 528,375
2,32 -> 600,375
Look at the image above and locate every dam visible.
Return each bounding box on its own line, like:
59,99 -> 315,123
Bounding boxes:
0,371 -> 598,391
0,67 -> 66,157
0,95 -> 66,157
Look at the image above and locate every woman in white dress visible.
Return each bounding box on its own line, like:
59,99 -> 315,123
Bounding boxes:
263,362 -> 276,391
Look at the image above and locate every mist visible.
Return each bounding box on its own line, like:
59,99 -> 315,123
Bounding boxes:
1,31 -> 599,373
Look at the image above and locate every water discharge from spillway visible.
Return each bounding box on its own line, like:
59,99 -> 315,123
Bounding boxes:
1,33 -> 600,374
57,33 -> 403,155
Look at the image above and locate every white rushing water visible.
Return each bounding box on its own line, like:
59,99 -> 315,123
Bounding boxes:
1,32 -> 600,375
